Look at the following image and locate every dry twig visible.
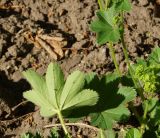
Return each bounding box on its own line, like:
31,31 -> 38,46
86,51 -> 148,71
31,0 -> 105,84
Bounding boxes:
11,101 -> 28,111
44,122 -> 99,132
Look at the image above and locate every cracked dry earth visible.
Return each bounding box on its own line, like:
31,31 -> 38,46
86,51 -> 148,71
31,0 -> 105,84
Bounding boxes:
0,0 -> 160,137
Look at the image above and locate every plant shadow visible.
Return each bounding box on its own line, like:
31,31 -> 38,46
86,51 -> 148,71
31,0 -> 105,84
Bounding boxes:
66,73 -> 126,118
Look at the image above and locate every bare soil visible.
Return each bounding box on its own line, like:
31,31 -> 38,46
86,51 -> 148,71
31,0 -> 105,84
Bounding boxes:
0,0 -> 160,137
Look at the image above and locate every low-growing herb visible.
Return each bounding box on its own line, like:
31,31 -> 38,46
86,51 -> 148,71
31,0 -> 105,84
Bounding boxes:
23,63 -> 99,137
90,0 -> 132,77
90,0 -> 160,137
21,0 -> 160,137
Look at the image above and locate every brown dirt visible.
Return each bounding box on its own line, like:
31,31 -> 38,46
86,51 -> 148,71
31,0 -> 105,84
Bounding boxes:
0,0 -> 160,137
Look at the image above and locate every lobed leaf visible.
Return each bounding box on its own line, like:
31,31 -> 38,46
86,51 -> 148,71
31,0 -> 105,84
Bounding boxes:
118,87 -> 137,104
23,70 -> 47,99
148,47 -> 160,65
148,99 -> 160,126
23,90 -> 56,117
143,98 -> 159,113
98,129 -> 116,138
40,106 -> 57,117
85,72 -> 97,85
60,71 -> 85,109
91,105 -> 130,129
90,11 -> 120,44
89,74 -> 135,129
23,63 -> 99,119
125,128 -> 141,138
90,19 -> 111,33
115,0 -> 132,12
46,63 -> 65,108
64,72 -> 135,129
96,7 -> 116,26
62,89 -> 98,110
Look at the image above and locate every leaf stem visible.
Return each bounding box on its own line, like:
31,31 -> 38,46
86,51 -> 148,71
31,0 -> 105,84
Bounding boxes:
140,101 -> 149,135
120,12 -> 147,135
105,0 -> 110,10
44,122 -> 100,132
121,31 -> 147,133
108,42 -> 122,77
57,111 -> 71,138
143,102 -> 148,120
120,12 -> 145,101
98,0 -> 103,11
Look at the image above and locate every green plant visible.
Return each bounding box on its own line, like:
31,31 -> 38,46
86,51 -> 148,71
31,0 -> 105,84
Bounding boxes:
90,0 -> 160,137
90,0 -> 131,77
134,48 -> 160,94
125,128 -> 141,138
23,63 -> 99,137
66,72 -> 136,137
22,63 -> 137,138
90,0 -> 144,98
21,0 -> 160,137
131,48 -> 160,136
21,132 -> 41,138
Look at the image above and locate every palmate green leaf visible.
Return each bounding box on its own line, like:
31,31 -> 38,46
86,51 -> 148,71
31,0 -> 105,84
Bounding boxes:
21,132 -> 41,138
125,128 -> 141,138
115,0 -> 132,12
69,73 -> 133,129
62,89 -> 98,110
148,47 -> 160,65
23,70 -> 47,99
46,63 -> 65,108
97,29 -> 120,45
96,6 -> 116,26
90,11 -> 120,45
60,71 -> 85,109
97,129 -> 116,138
23,63 -> 99,119
85,72 -> 97,85
23,90 -> 56,117
91,105 -> 130,129
63,72 -> 133,128
23,62 -> 99,120
143,98 -> 158,113
23,63 -> 64,117
89,74 -> 136,129
88,73 -> 136,129
40,106 -> 56,117
118,87 -> 136,104
149,99 -> 160,126
90,18 -> 112,33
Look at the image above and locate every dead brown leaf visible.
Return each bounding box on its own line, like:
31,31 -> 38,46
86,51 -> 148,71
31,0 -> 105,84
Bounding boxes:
24,30 -> 66,60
